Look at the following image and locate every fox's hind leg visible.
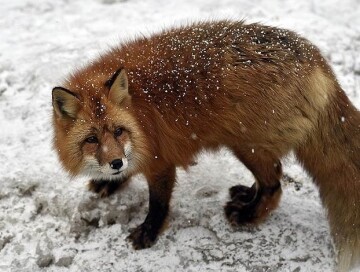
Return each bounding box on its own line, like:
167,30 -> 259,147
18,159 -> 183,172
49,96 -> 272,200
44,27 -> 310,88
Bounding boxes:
225,146 -> 282,225
88,177 -> 128,198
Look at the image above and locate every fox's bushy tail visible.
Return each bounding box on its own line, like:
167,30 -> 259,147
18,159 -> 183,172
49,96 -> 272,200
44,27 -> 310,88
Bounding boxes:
296,86 -> 360,271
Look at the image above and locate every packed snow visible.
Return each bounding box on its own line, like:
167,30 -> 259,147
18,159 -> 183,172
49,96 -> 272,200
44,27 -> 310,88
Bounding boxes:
0,0 -> 360,271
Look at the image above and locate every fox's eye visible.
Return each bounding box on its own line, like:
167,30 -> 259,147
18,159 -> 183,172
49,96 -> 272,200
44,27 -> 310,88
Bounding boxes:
85,136 -> 98,144
114,127 -> 123,137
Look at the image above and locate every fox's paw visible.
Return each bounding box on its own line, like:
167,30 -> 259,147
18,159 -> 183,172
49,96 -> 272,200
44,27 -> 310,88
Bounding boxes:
88,180 -> 122,198
229,184 -> 256,203
225,185 -> 258,226
127,223 -> 157,250
225,184 -> 281,226
225,198 -> 258,226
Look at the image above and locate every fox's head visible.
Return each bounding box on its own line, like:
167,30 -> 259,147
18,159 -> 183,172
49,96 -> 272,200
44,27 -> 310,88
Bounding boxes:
52,69 -> 149,181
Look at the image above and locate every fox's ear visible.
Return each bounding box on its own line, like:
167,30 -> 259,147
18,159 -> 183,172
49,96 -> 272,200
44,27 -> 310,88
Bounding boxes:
52,87 -> 80,118
106,69 -> 129,105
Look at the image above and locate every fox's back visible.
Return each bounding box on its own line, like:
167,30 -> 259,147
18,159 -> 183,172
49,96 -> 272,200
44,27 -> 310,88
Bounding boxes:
107,20 -> 325,103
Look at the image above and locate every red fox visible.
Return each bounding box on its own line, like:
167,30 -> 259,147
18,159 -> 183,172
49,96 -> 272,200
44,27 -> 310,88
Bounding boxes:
52,20 -> 360,271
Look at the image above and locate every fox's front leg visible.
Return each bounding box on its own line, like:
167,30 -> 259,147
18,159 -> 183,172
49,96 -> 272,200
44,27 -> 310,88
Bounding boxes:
88,176 -> 129,198
128,164 -> 176,249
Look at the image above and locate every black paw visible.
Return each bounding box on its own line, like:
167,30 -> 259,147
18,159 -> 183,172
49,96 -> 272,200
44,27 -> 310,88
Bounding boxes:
224,199 -> 257,225
88,180 -> 123,198
229,184 -> 256,202
127,224 -> 157,250
225,184 -> 259,225
225,183 -> 282,226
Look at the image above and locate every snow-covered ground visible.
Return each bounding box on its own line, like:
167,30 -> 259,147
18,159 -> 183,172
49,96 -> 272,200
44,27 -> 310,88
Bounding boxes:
0,0 -> 359,271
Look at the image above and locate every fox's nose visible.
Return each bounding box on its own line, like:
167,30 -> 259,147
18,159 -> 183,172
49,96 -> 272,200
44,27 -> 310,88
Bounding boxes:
110,159 -> 123,170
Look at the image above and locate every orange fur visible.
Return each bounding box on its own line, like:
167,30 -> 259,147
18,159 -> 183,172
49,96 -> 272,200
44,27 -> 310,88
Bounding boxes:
52,20 -> 360,271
